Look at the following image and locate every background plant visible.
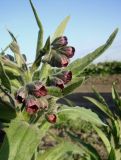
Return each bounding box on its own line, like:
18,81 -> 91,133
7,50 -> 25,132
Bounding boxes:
0,0 -> 119,159
85,84 -> 121,160
83,61 -> 121,76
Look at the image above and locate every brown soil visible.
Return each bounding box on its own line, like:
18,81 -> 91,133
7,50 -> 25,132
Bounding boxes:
74,74 -> 121,93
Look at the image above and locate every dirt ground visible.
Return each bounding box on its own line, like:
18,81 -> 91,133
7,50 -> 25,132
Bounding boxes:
59,74 -> 121,110
74,74 -> 121,93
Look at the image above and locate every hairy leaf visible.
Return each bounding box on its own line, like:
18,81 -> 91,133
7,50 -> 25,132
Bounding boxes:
0,61 -> 11,92
0,97 -> 16,121
57,106 -> 106,126
63,77 -> 85,96
47,86 -> 62,97
52,16 -> 70,41
37,141 -> 84,160
67,131 -> 101,160
93,125 -> 111,154
84,96 -> 114,119
29,0 -> 44,57
0,120 -> 50,160
67,28 -> 118,76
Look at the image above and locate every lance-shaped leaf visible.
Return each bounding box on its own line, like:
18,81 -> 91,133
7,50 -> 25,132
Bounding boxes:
47,86 -> 62,97
92,87 -> 109,107
0,120 -> 51,160
62,77 -> 85,96
0,61 -> 11,92
67,131 -> 102,160
4,66 -> 21,77
0,56 -> 23,74
112,83 -> 121,111
7,29 -> 17,42
29,0 -> 44,57
93,125 -> 111,154
67,28 -> 118,76
31,37 -> 51,73
84,96 -> 114,119
108,147 -> 116,160
8,30 -> 27,69
52,16 -> 70,41
0,97 -> 16,121
37,141 -> 84,160
9,41 -> 26,69
57,106 -> 106,126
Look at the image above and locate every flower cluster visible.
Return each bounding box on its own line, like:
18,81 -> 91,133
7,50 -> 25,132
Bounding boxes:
15,81 -> 47,114
48,71 -> 72,89
48,36 -> 75,68
14,36 -> 75,123
15,81 -> 57,123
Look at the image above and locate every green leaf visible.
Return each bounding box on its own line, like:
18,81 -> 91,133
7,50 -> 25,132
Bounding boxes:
0,61 -> 11,92
0,120 -> 50,160
30,50 -> 44,73
84,96 -> 114,119
29,0 -> 44,57
4,66 -> 21,77
112,83 -> 121,110
39,63 -> 51,82
37,141 -> 84,160
47,86 -> 62,97
67,28 -> 118,76
7,29 -> 17,42
92,87 -> 108,107
31,37 -> 51,73
36,30 -> 43,57
0,97 -> 16,121
67,131 -> 101,160
43,36 -> 51,54
63,77 -> 85,96
52,16 -> 70,41
9,41 -> 26,69
57,106 -> 106,126
0,56 -> 23,74
93,125 -> 111,154
108,147 -> 116,160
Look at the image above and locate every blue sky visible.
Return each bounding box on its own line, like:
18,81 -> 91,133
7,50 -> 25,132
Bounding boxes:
0,0 -> 121,63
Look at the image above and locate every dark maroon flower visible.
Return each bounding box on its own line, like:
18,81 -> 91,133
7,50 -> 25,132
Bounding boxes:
15,87 -> 26,103
60,46 -> 75,58
46,114 -> 57,123
60,55 -> 69,67
55,79 -> 64,89
50,53 -> 69,68
33,81 -> 47,97
27,82 -> 47,98
51,36 -> 68,48
57,71 -> 72,84
49,77 -> 64,89
25,96 -> 39,114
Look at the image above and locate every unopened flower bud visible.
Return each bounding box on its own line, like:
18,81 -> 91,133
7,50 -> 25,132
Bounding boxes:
59,46 -> 75,58
50,53 -> 69,68
4,54 -> 14,61
27,81 -> 47,98
25,95 -> 39,114
51,36 -> 68,48
48,77 -> 64,89
56,71 -> 72,84
15,87 -> 26,103
46,113 -> 57,123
